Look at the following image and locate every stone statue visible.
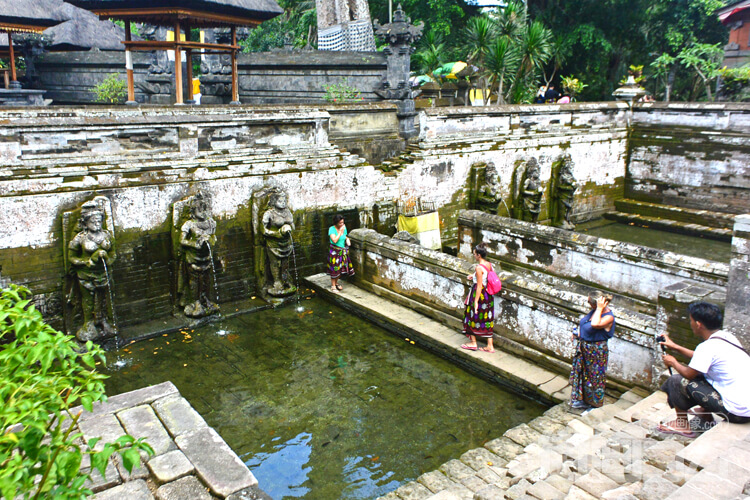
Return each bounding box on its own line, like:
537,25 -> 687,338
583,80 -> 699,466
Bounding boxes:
177,192 -> 219,318
260,189 -> 296,297
520,158 -> 543,223
65,199 -> 117,342
475,162 -> 504,215
551,154 -> 577,229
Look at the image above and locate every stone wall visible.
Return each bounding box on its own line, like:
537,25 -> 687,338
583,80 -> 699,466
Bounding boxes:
348,228 -> 658,388
457,211 -> 729,302
627,103 -> 750,213
0,103 -> 702,342
415,103 -> 630,244
32,50 -> 386,106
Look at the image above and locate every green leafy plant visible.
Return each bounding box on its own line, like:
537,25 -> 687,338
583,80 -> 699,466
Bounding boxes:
620,64 -> 645,85
718,65 -> 750,101
560,75 -> 587,99
677,42 -> 723,101
323,79 -> 363,103
0,285 -> 154,500
93,74 -> 127,104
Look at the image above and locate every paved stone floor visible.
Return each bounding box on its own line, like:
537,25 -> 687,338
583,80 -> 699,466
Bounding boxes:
70,382 -> 270,499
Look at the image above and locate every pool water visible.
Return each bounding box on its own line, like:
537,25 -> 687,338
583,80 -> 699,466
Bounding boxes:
102,297 -> 546,499
576,220 -> 731,262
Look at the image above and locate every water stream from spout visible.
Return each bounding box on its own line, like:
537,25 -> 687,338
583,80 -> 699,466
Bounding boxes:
289,233 -> 302,312
206,242 -> 220,304
500,198 -> 512,218
103,260 -> 124,367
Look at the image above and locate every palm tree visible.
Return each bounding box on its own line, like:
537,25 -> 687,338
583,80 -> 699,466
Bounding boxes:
484,37 -> 520,104
509,20 -> 553,102
414,30 -> 447,75
463,15 -> 497,104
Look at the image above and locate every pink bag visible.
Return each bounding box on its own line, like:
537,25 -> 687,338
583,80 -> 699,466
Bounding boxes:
481,263 -> 502,295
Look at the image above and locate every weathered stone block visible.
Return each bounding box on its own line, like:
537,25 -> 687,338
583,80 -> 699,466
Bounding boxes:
574,469 -> 618,497
84,460 -> 121,493
504,424 -> 543,448
485,437 -> 524,461
92,478 -> 151,500
638,476 -> 679,500
77,413 -> 126,451
460,447 -> 505,471
151,394 -> 208,438
527,479 -> 565,500
117,404 -> 175,456
392,480 -> 433,500
155,476 -> 212,500
439,459 -> 477,482
417,470 -> 456,493
147,449 -> 195,484
175,426 -> 257,497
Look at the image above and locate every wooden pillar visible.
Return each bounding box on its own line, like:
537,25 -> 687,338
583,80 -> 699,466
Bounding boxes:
184,22 -> 193,103
173,19 -> 183,105
7,30 -> 19,87
230,26 -> 240,104
124,22 -> 136,104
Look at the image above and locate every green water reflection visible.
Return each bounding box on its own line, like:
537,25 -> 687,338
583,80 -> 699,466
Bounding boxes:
102,297 -> 545,499
576,220 -> 731,262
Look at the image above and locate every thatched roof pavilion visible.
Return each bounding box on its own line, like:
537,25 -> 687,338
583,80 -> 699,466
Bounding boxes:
0,3 -> 134,53
67,0 -> 284,104
0,0 -> 68,88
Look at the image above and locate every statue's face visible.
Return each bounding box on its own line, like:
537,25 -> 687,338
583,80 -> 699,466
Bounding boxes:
275,195 -> 287,209
86,214 -> 103,232
192,200 -> 209,220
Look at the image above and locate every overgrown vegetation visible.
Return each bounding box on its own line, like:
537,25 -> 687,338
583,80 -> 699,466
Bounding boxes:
323,79 -> 363,102
93,74 -> 127,104
241,0 -> 317,52
0,285 -> 153,500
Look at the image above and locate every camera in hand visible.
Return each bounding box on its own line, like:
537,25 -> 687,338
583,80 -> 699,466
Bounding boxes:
656,335 -> 666,343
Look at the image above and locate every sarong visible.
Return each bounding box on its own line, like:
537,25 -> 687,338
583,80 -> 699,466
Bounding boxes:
328,244 -> 354,279
462,284 -> 494,338
661,374 -> 750,424
569,339 -> 608,408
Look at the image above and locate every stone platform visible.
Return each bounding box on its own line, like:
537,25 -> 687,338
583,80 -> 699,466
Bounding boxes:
69,381 -> 269,499
304,273 -> 571,404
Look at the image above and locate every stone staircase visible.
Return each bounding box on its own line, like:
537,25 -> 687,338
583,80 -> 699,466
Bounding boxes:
379,390 -> 750,500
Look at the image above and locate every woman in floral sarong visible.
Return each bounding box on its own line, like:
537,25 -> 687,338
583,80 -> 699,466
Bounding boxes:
569,291 -> 615,409
461,243 -> 495,353
328,214 -> 354,293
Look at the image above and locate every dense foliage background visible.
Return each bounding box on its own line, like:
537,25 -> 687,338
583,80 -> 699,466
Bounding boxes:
237,0 -> 744,102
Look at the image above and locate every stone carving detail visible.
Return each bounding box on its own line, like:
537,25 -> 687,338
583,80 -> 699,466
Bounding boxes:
474,162 -> 503,215
252,187 -> 297,299
550,154 -> 577,229
512,157 -> 543,223
172,192 -> 220,318
373,5 -> 424,101
141,25 -> 173,75
63,197 -> 117,342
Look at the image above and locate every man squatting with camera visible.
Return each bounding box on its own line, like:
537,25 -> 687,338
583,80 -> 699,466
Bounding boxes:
658,302 -> 750,437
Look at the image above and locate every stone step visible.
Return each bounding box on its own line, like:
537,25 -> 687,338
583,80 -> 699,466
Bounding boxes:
676,420 -> 750,469
613,199 -> 737,230
603,212 -> 732,242
613,391 -> 668,424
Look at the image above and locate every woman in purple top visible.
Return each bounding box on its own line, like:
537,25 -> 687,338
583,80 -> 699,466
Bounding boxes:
569,291 -> 615,409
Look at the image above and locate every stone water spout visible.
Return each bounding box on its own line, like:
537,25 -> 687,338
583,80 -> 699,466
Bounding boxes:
63,197 -> 117,342
173,191 -> 220,318
252,186 -> 297,300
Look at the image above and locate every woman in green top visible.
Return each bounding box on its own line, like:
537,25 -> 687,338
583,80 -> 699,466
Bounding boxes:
328,214 -> 354,292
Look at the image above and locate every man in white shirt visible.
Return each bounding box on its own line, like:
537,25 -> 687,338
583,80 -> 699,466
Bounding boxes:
658,302 -> 750,438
